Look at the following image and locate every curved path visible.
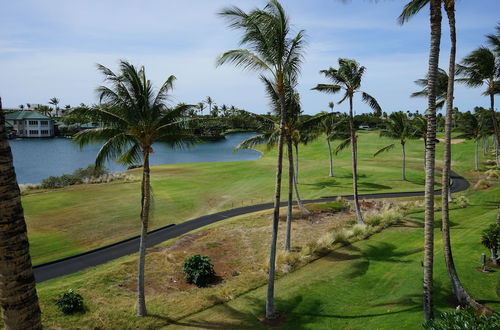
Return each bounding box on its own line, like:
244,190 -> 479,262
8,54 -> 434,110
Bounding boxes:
33,171 -> 469,283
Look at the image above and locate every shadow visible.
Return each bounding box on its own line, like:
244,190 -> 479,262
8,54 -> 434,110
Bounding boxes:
302,179 -> 339,189
149,295 -> 263,329
358,182 -> 392,191
406,177 -> 425,186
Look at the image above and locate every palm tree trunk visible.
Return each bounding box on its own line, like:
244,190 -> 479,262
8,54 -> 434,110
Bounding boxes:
292,144 -> 309,214
0,99 -> 43,330
137,151 -> 151,317
294,143 -> 299,183
489,91 -> 500,158
423,0 -> 442,322
402,142 -> 407,181
266,84 -> 286,320
441,5 -> 485,312
474,138 -> 479,170
491,248 -> 498,266
349,95 -> 363,224
327,138 -> 333,177
285,141 -> 294,252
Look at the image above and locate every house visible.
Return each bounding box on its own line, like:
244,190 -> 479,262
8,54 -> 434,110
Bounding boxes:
4,111 -> 55,138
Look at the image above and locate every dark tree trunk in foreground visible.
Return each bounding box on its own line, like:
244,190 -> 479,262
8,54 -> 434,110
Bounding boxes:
441,3 -> 485,312
266,85 -> 286,320
0,98 -> 43,330
137,151 -> 151,317
349,95 -> 363,224
423,0 -> 442,322
285,141 -> 294,252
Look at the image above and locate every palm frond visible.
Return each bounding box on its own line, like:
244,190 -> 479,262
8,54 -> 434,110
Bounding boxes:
334,138 -> 351,155
398,0 -> 429,25
374,143 -> 395,157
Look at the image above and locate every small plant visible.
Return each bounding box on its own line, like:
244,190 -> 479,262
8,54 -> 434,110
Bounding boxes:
423,307 -> 500,329
183,255 -> 216,287
55,289 -> 84,315
454,195 -> 470,209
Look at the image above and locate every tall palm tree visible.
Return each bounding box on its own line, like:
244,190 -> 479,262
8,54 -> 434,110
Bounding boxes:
374,112 -> 414,181
0,97 -> 42,329
400,0 -> 442,321
486,24 -> 500,55
457,46 -> 500,165
197,102 -> 206,116
49,97 -> 60,117
217,0 -> 305,319
205,96 -> 213,115
73,61 -> 195,317
312,58 -> 382,225
456,111 -> 489,170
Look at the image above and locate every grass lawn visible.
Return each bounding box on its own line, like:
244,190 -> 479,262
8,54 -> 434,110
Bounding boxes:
23,130 -> 488,264
169,185 -> 500,329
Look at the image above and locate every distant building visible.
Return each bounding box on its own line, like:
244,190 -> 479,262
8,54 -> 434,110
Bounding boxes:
4,111 -> 55,138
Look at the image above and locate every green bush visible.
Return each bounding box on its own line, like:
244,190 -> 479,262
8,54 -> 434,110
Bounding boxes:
183,255 -> 216,287
41,165 -> 108,189
55,289 -> 84,315
423,308 -> 500,329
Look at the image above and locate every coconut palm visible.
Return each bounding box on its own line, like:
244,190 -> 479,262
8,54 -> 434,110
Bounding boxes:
19,104 -> 24,110
456,111 -> 489,170
217,0 -> 305,319
49,97 -> 60,117
312,58 -> 382,225
0,98 -> 42,329
374,112 -> 414,181
457,47 -> 500,164
197,102 -> 206,116
205,96 -> 213,115
73,61 -> 195,317
400,0 -> 442,321
211,104 -> 219,117
411,67 -> 448,109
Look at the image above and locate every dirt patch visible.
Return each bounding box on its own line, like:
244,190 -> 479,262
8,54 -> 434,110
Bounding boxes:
437,138 -> 465,144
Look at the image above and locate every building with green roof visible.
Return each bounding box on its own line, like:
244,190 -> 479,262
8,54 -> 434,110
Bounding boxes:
4,111 -> 55,138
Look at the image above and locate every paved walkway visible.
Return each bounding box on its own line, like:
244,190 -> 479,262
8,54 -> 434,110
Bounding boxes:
33,171 -> 469,282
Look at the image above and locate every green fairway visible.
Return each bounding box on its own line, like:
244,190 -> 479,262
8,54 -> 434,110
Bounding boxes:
23,130 -> 485,264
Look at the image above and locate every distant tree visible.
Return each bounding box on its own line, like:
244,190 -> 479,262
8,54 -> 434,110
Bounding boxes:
205,96 -> 213,115
211,104 -> 219,117
374,112 -> 415,181
456,111 -> 489,170
49,97 -> 60,117
411,67 -> 448,110
197,102 -> 206,116
481,224 -> 499,266
313,58 -> 382,224
19,104 -> 24,110
73,60 -> 196,317
26,103 -> 31,110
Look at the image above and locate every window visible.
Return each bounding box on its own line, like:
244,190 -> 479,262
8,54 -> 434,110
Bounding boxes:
29,130 -> 39,135
40,121 -> 48,126
41,130 -> 49,135
28,120 -> 38,125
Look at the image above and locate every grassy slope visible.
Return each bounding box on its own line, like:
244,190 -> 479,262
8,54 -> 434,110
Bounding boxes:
25,130 -> 476,264
172,186 -> 500,329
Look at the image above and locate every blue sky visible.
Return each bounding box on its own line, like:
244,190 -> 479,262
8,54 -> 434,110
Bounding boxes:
0,0 -> 498,114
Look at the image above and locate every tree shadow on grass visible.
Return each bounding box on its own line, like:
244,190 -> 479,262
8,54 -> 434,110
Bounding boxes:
149,295 -> 263,329
358,182 -> 392,191
302,179 -> 340,189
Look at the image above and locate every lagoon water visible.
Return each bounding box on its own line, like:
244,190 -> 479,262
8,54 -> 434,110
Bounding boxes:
9,132 -> 260,184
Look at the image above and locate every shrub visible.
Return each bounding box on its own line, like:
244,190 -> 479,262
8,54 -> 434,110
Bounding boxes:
423,308 -> 500,330
183,255 -> 216,287
332,229 -> 351,245
55,289 -> 84,315
454,195 -> 470,209
474,179 -> 490,190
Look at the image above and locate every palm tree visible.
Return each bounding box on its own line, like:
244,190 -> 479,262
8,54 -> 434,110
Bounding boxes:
49,97 -> 60,117
400,0 -> 442,321
0,98 -> 42,329
312,58 -> 381,225
26,103 -> 31,110
327,103 -> 335,176
457,46 -> 499,165
456,111 -> 488,170
411,67 -> 448,110
197,102 -> 206,116
211,104 -> 219,117
217,1 -> 305,318
486,24 -> 500,55
374,112 -> 414,181
205,96 -> 213,115
73,61 -> 195,317
19,104 -> 24,110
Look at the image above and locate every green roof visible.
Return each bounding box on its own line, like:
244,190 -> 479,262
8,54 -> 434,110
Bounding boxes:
4,111 -> 52,121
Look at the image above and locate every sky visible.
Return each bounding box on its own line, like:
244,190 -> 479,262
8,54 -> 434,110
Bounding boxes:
0,0 -> 498,115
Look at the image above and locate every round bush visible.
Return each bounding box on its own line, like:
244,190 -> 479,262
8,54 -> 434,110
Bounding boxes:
183,255 -> 216,287
55,289 -> 84,314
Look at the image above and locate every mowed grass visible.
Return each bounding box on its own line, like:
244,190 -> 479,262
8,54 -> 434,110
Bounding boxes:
23,131 -> 487,264
168,185 -> 500,329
